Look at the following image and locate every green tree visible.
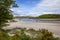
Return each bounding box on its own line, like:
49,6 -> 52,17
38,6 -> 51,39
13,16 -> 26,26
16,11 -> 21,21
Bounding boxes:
0,0 -> 18,40
0,0 -> 18,27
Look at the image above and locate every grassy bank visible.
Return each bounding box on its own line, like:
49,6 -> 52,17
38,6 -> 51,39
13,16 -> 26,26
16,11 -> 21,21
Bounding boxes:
0,28 -> 60,40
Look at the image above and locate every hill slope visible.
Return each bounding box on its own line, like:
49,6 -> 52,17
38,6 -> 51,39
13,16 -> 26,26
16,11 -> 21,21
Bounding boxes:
38,14 -> 60,19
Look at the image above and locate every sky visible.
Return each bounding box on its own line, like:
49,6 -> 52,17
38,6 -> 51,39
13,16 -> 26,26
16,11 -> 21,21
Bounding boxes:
11,0 -> 60,16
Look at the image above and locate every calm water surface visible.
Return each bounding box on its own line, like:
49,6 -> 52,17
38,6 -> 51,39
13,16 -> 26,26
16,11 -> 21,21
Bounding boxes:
19,18 -> 60,23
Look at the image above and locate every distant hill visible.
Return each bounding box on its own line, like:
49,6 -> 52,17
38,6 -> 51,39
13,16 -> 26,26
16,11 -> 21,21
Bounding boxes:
37,14 -> 60,19
15,16 -> 36,18
15,14 -> 60,19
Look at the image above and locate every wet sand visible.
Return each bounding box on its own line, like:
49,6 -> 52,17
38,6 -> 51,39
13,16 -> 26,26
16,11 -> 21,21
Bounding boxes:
3,19 -> 60,37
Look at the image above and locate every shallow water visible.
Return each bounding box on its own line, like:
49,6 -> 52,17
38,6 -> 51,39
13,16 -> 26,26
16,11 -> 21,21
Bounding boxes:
19,18 -> 60,23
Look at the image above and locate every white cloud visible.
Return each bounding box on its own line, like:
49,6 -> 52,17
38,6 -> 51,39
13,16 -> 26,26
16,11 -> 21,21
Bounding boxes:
11,0 -> 60,16
11,8 -> 31,16
29,0 -> 60,16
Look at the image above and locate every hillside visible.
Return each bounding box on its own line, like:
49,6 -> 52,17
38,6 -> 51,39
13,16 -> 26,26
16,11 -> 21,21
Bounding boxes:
38,14 -> 60,19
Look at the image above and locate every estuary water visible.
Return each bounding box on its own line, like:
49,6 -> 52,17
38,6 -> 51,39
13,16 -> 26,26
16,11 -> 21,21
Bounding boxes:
19,18 -> 60,23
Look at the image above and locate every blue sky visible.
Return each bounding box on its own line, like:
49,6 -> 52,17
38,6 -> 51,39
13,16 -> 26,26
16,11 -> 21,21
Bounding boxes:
11,0 -> 60,16
15,0 -> 40,11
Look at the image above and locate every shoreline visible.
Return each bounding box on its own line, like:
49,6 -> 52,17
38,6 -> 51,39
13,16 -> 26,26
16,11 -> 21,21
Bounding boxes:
3,19 -> 60,37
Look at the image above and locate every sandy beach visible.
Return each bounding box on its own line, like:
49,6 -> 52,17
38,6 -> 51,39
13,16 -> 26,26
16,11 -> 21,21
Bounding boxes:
3,19 -> 60,37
